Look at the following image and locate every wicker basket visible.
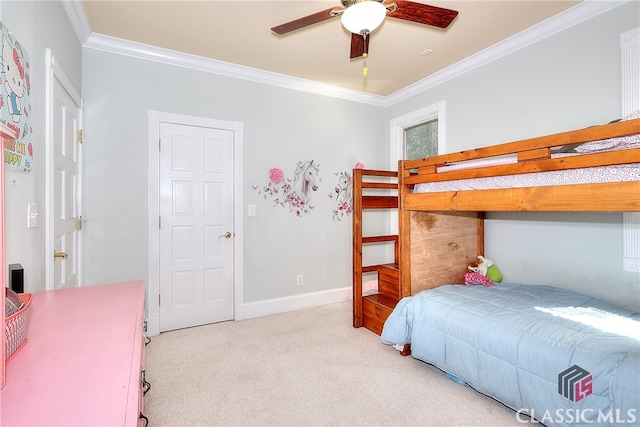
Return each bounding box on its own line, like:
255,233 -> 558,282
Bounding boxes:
5,293 -> 32,363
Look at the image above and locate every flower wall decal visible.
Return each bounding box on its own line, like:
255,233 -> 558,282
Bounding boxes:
269,168 -> 284,184
252,161 -> 321,217
328,171 -> 353,221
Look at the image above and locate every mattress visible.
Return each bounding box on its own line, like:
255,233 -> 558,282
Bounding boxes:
413,154 -> 640,193
381,283 -> 640,426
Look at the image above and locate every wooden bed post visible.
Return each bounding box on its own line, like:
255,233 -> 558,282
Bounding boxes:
477,212 -> 485,256
352,168 -> 364,328
398,160 -> 412,298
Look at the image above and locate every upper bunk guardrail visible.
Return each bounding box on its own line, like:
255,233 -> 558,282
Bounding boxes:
400,118 -> 640,185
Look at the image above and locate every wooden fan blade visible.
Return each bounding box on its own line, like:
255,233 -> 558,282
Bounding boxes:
350,33 -> 365,59
271,8 -> 341,35
387,0 -> 458,28
350,33 -> 372,59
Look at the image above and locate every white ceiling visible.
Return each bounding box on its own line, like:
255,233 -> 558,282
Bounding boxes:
80,0 -> 582,97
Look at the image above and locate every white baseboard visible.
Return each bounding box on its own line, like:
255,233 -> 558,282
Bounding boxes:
238,286 -> 351,321
146,287 -> 351,336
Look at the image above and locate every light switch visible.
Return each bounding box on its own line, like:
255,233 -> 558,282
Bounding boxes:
248,204 -> 256,216
27,203 -> 39,228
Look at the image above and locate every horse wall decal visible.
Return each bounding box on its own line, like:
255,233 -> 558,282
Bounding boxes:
334,172 -> 352,207
252,160 -> 321,216
293,160 -> 320,202
330,171 -> 353,221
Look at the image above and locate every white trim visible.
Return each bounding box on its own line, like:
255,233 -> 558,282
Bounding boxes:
60,0 -> 92,45
147,111 -> 244,336
621,27 -> 640,116
77,103 -> 84,288
620,26 -> 640,274
45,50 -> 54,291
69,0 -> 626,107
85,34 -> 387,107
389,101 -> 446,170
241,287 -> 351,321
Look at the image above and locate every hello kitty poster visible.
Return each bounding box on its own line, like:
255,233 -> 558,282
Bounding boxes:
0,21 -> 32,173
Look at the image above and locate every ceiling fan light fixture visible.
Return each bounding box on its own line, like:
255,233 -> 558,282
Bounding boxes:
340,1 -> 387,35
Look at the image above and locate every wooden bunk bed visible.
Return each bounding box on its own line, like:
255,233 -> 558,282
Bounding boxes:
352,119 -> 640,334
398,117 -> 640,294
352,118 -> 640,334
373,117 -> 640,425
351,167 -> 484,336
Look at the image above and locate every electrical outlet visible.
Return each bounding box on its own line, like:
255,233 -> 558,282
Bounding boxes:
623,257 -> 640,273
296,274 -> 303,286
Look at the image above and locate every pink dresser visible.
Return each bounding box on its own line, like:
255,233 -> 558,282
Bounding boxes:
1,281 -> 147,426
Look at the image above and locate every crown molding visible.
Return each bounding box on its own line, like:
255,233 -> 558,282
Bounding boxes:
61,0 -> 91,45
83,33 -> 388,106
68,0 -> 626,107
384,0 -> 628,106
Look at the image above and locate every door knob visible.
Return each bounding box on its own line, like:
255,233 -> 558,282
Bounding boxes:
218,232 -> 233,239
54,251 -> 68,259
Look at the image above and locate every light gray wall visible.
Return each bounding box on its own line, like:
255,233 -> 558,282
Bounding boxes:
81,49 -> 387,302
0,0 -> 82,293
386,1 -> 640,311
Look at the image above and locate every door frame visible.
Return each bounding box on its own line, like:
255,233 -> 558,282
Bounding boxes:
147,110 -> 244,337
45,48 -> 83,291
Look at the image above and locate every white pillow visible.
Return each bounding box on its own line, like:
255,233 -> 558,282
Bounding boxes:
574,110 -> 640,153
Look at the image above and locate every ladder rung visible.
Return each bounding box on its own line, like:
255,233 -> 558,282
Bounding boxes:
362,235 -> 397,244
362,196 -> 398,209
362,182 -> 397,189
361,263 -> 399,272
358,169 -> 398,177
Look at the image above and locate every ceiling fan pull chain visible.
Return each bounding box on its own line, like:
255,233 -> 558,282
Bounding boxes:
362,31 -> 369,77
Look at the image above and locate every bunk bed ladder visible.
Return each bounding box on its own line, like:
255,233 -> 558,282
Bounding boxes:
352,169 -> 400,335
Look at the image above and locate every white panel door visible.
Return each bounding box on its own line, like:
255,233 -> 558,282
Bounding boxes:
159,123 -> 234,332
52,76 -> 82,289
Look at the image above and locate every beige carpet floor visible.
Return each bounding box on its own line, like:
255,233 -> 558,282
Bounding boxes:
144,301 -> 525,426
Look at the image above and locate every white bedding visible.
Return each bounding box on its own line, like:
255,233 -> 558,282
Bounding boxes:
414,116 -> 640,193
413,153 -> 639,193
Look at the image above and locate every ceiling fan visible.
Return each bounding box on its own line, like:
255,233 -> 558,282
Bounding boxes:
271,0 -> 459,59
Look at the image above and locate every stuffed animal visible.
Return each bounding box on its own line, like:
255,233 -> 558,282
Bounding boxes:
467,255 -> 503,284
464,272 -> 495,287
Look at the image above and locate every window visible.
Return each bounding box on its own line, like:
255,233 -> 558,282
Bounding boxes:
404,118 -> 438,160
389,101 -> 445,169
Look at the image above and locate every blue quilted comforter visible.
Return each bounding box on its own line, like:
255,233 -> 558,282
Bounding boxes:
381,283 -> 640,426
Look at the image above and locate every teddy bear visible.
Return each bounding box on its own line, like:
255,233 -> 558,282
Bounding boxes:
465,255 -> 503,286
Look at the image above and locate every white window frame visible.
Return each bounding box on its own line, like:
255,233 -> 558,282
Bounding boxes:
389,101 -> 446,171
